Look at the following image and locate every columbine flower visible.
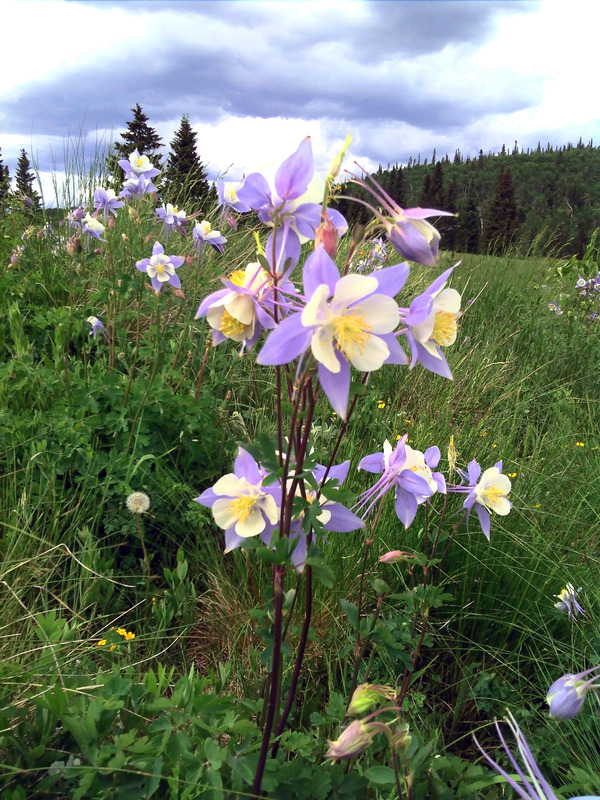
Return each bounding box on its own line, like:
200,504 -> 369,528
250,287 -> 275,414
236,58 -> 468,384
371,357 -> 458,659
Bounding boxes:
192,220 -> 227,258
67,206 -> 86,227
136,242 -> 184,293
546,665 -> 600,719
555,583 -> 585,620
576,276 -> 587,288
155,203 -> 187,235
346,168 -> 453,267
216,180 -> 251,214
474,711 -> 600,800
194,447 -> 281,554
401,264 -> 461,379
82,213 -> 105,242
126,492 -> 151,514
87,316 -> 106,340
119,149 -> 160,180
456,460 -> 512,539
93,187 -> 124,218
196,261 -> 280,350
120,174 -> 157,199
355,436 -> 445,529
257,247 -> 408,418
288,460 -> 364,571
236,137 -> 347,274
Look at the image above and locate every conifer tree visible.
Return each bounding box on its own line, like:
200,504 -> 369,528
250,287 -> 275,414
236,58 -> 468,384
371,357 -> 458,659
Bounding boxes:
163,114 -> 210,209
15,149 -> 40,210
482,168 -> 518,253
0,148 -> 10,208
457,185 -> 481,254
113,104 -> 164,166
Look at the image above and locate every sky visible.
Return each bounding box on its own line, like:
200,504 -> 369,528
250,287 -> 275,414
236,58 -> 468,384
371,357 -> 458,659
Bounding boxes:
2,0 -> 599,205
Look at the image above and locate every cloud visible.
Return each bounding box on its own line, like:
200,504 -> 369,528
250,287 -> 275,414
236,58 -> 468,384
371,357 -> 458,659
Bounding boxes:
2,0 -> 599,188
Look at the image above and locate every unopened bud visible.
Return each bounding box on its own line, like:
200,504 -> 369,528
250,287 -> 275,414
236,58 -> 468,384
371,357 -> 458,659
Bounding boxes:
325,720 -> 375,760
327,134 -> 352,181
10,250 -> 19,265
93,248 -> 102,255
66,237 -> 82,255
108,217 -> 115,229
121,233 -> 129,242
347,683 -> 396,716
379,550 -> 415,564
145,234 -> 153,245
186,254 -> 194,266
315,213 -> 339,259
128,206 -> 139,222
392,723 -> 412,753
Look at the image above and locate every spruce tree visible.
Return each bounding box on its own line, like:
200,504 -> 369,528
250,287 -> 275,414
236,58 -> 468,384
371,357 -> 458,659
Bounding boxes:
0,148 -> 10,208
163,114 -> 210,209
15,149 -> 40,210
482,168 -> 518,253
457,185 -> 481,254
113,104 -> 164,166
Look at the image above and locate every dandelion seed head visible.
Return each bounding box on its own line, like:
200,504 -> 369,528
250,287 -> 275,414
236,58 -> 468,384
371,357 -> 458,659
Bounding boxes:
126,491 -> 150,514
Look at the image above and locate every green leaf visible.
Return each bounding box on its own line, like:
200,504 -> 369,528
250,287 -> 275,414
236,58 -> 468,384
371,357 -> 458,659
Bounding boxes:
365,766 -> 397,785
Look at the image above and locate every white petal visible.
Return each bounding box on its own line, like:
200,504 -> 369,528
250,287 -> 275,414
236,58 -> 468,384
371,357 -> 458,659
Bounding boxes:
213,473 -> 245,496
227,294 -> 255,325
311,328 -> 340,372
434,288 -> 461,314
260,494 -> 280,525
332,274 -> 377,310
302,284 -> 330,327
213,498 -> 238,530
348,334 -> 389,371
358,295 -> 399,334
235,507 -> 266,537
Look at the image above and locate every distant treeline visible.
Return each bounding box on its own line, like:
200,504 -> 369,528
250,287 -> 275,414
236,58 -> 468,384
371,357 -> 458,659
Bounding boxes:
333,139 -> 600,257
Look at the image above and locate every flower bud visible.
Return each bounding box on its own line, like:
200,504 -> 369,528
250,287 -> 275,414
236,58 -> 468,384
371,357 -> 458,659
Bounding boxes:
94,248 -> 102,255
128,206 -> 139,222
145,234 -> 153,245
347,683 -> 395,716
379,550 -> 415,564
108,217 -> 115,229
327,134 -> 352,182
122,233 -> 129,242
546,665 -> 600,718
315,213 -> 339,259
66,237 -> 82,255
392,723 -> 412,752
325,720 -> 375,760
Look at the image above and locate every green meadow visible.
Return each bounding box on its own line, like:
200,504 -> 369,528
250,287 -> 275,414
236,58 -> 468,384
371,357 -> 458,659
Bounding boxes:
1,162 -> 599,800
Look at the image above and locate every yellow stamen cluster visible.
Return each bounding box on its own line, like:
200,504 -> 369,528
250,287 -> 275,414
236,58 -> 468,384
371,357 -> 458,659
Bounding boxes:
431,311 -> 457,347
480,485 -> 507,507
332,310 -> 371,357
229,269 -> 247,286
230,495 -> 257,523
219,311 -> 246,338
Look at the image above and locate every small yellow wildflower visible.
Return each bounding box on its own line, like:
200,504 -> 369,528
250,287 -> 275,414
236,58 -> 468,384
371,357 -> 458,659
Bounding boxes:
109,645 -> 116,651
534,503 -> 541,508
116,627 -> 127,636
124,631 -> 135,641
507,472 -> 517,478
481,431 -> 487,437
576,442 -> 585,447
492,444 -> 497,448
377,401 -> 386,409
96,639 -> 107,647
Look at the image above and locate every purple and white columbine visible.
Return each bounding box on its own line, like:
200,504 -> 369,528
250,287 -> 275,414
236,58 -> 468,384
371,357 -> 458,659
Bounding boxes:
192,220 -> 227,258
87,316 -> 106,339
93,187 -> 124,218
119,149 -> 160,181
237,137 -> 347,275
453,460 -> 512,539
136,242 -> 184,293
288,460 -> 364,571
401,264 -> 461,379
194,447 -> 281,554
155,203 -> 187,235
555,583 -> 585,621
257,247 -> 408,419
355,436 -> 445,529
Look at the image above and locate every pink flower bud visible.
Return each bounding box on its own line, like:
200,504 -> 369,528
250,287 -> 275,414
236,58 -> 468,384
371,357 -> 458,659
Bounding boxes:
108,217 -> 115,229
66,237 -> 82,255
325,720 -> 375,760
186,254 -> 194,266
94,248 -> 102,255
315,213 -> 339,259
121,233 -> 129,242
379,550 -> 415,564
145,234 -> 153,245
10,251 -> 19,266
